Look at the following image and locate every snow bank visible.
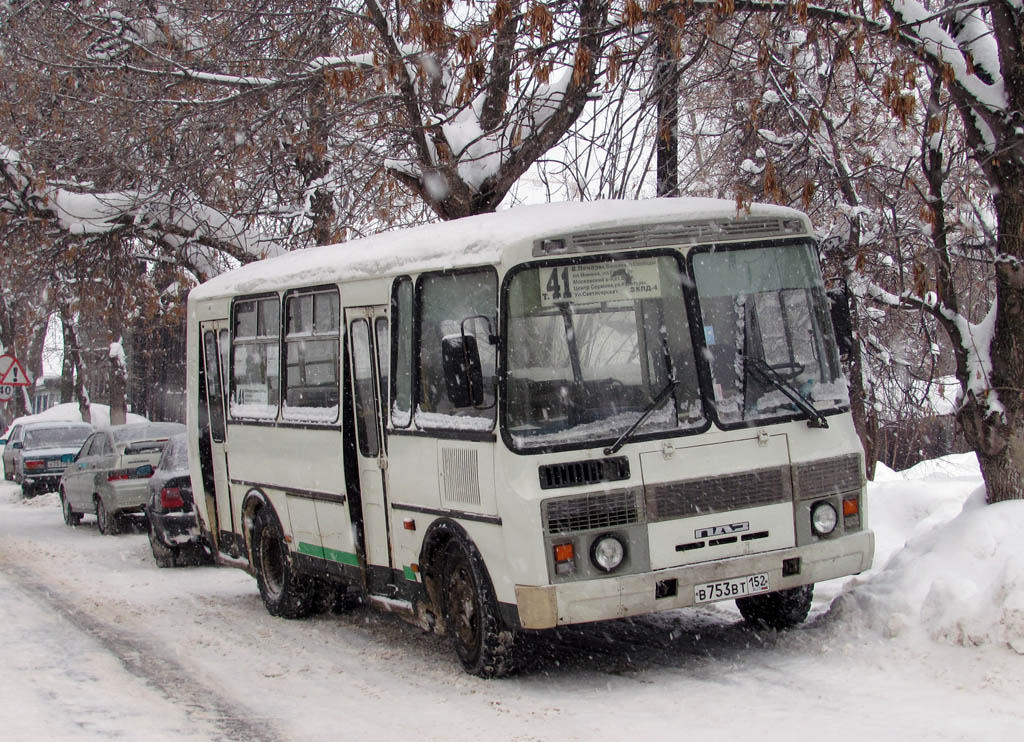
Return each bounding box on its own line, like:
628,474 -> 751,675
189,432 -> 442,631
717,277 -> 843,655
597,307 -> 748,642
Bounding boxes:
836,453 -> 1024,653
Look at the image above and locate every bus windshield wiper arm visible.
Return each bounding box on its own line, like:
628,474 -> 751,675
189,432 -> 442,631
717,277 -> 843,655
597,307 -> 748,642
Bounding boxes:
604,378 -> 678,455
746,357 -> 828,429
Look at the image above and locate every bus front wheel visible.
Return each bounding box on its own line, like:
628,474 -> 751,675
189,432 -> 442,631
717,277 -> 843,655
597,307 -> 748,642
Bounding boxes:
736,584 -> 814,630
441,540 -> 517,678
253,507 -> 314,619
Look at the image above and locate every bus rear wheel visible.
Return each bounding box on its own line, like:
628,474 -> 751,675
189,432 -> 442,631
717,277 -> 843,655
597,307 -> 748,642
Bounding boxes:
441,540 -> 517,678
736,584 -> 814,630
252,506 -> 314,619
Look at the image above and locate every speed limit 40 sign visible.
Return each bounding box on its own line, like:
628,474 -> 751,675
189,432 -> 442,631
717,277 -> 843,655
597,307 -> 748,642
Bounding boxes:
0,384 -> 15,402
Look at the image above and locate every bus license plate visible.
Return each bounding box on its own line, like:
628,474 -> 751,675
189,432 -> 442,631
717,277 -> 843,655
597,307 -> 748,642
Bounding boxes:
694,573 -> 770,603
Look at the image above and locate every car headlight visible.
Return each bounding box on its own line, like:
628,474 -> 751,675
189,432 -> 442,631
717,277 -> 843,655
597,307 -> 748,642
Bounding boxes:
590,534 -> 626,572
810,501 -> 838,536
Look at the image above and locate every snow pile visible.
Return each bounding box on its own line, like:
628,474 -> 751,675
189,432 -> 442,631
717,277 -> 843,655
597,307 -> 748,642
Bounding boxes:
836,453 -> 1024,653
15,491 -> 59,508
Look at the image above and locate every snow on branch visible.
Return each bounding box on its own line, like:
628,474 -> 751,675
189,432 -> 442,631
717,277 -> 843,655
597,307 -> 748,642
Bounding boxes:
1,145 -> 280,276
706,0 -> 1007,151
858,275 -> 1002,419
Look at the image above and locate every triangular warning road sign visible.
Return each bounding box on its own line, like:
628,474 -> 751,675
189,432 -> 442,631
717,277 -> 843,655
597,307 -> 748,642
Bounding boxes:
0,354 -> 31,386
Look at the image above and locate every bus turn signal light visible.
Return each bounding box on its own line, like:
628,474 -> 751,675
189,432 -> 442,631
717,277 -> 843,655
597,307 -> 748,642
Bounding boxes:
843,496 -> 861,530
553,542 -> 575,575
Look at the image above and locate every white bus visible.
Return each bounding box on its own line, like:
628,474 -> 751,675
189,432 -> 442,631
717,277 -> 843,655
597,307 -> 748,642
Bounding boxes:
186,199 -> 873,677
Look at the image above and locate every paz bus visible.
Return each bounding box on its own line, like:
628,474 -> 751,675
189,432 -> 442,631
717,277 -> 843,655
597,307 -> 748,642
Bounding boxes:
186,199 -> 874,677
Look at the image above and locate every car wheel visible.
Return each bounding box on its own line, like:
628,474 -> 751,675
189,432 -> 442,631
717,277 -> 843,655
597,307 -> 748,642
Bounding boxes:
148,522 -> 177,568
95,496 -> 119,535
736,584 -> 815,630
252,506 -> 314,619
60,490 -> 81,526
440,540 -> 518,678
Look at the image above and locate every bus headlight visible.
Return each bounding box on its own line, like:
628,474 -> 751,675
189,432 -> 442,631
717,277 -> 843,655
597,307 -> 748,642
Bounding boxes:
810,501 -> 838,536
590,534 -> 626,572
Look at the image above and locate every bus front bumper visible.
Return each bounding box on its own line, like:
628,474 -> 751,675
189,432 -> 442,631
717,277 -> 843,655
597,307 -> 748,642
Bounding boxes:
514,530 -> 874,630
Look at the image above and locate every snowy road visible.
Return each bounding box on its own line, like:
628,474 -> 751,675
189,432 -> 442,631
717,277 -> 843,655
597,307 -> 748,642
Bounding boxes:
0,479 -> 1021,741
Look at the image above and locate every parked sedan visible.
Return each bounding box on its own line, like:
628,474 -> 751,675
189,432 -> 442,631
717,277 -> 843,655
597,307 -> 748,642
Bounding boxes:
144,433 -> 213,567
59,422 -> 186,534
8,422 -> 94,496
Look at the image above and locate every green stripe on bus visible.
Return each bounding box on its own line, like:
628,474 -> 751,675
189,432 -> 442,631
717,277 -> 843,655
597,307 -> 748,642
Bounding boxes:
298,541 -> 359,567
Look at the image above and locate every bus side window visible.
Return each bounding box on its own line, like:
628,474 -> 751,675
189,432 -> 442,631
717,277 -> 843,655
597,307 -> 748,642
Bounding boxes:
283,288 -> 340,421
415,268 -> 497,430
390,277 -> 413,428
350,319 -> 380,457
231,296 -> 281,420
375,316 -> 390,430
203,330 -> 226,442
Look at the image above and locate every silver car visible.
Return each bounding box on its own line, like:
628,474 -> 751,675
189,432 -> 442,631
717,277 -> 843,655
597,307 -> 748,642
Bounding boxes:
59,422 -> 186,533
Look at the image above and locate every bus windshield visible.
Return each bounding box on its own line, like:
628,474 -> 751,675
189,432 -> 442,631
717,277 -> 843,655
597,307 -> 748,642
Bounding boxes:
504,254 -> 705,450
691,241 -> 848,426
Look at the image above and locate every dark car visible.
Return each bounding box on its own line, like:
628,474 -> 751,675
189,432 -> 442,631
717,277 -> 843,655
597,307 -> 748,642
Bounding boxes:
144,433 -> 213,567
9,422 -> 94,496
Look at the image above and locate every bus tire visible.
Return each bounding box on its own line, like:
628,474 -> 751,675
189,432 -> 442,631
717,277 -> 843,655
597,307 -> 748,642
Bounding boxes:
252,506 -> 314,619
441,539 -> 517,678
736,584 -> 814,630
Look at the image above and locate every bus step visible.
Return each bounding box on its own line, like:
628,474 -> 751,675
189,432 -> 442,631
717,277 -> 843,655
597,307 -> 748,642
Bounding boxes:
367,594 -> 415,617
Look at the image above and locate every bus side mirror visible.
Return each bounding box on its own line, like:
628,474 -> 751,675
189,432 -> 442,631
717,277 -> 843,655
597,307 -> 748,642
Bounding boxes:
11,441 -> 22,450
827,286 -> 855,359
441,334 -> 484,408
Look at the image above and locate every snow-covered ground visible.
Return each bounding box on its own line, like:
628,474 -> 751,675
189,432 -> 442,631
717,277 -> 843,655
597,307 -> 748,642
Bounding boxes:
0,453 -> 1021,741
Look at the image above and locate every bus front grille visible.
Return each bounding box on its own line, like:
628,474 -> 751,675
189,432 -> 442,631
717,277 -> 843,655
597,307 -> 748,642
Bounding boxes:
792,454 -> 863,499
538,456 -> 630,490
543,489 -> 642,534
645,466 -> 792,521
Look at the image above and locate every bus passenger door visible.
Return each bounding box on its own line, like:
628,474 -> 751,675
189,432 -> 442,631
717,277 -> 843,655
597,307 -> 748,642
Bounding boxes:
346,308 -> 393,587
199,321 -> 234,553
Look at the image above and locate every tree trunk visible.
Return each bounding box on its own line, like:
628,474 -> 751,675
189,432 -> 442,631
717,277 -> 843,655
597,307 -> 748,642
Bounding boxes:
844,298 -> 880,480
961,168 -> 1024,503
108,336 -> 128,426
654,21 -> 679,198
58,297 -> 91,424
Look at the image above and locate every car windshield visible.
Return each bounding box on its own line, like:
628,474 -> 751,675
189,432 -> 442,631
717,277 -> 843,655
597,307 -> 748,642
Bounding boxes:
504,254 -> 705,450
691,241 -> 848,425
24,426 -> 91,449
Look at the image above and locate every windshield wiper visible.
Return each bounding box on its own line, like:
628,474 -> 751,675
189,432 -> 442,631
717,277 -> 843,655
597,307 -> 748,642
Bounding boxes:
746,357 -> 828,428
604,378 -> 678,455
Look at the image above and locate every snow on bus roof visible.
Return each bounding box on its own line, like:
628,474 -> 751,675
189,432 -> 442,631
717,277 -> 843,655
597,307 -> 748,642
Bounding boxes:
190,198 -> 806,300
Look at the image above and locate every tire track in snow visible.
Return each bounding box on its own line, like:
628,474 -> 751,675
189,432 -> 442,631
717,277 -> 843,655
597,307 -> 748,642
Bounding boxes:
3,560 -> 282,742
